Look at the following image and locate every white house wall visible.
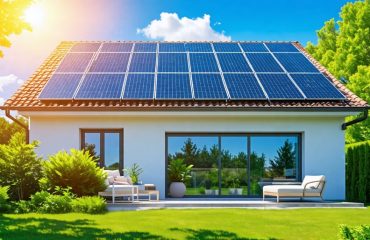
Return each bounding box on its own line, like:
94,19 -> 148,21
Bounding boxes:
27,113 -> 346,200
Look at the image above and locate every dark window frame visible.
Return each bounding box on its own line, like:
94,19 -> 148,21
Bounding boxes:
80,128 -> 124,173
165,132 -> 302,198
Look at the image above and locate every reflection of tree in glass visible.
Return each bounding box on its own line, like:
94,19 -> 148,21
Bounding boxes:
269,140 -> 296,178
84,143 -> 100,164
106,162 -> 119,170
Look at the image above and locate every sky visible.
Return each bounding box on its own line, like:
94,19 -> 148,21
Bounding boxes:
0,0 -> 352,107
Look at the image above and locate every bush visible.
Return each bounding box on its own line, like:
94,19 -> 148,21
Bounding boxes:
0,133 -> 43,200
42,149 -> 107,197
0,186 -> 11,212
71,196 -> 107,214
14,200 -> 32,214
39,194 -> 72,213
339,225 -> 370,240
29,190 -> 51,211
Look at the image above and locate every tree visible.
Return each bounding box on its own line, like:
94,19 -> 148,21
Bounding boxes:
269,140 -> 296,178
181,138 -> 199,166
0,0 -> 33,57
306,0 -> 370,143
0,117 -> 26,144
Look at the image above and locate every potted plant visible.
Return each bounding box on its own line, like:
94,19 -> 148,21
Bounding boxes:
230,178 -> 243,195
168,159 -> 193,198
204,179 -> 213,195
125,163 -> 143,184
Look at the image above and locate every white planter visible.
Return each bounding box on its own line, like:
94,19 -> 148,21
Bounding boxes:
212,189 -> 219,195
169,182 -> 186,198
205,189 -> 213,195
236,188 -> 243,195
229,188 -> 236,195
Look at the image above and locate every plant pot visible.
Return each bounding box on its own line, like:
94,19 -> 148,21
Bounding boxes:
169,182 -> 186,198
205,189 -> 213,195
212,189 -> 219,195
229,188 -> 236,195
236,188 -> 243,195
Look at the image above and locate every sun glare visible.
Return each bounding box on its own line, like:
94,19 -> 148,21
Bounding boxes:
23,4 -> 45,28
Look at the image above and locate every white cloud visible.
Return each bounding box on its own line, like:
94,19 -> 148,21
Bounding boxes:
137,12 -> 231,41
0,98 -> 4,106
0,74 -> 23,93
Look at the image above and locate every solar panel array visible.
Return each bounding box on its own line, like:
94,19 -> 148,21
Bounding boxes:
39,42 -> 345,100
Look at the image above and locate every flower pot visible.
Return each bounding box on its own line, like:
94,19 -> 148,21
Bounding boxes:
212,189 -> 219,195
205,189 -> 213,195
169,182 -> 186,198
236,188 -> 243,195
229,188 -> 236,195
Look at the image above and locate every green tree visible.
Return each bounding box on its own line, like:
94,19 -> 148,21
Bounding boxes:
0,0 -> 33,57
269,140 -> 296,178
306,0 -> 370,143
181,138 -> 199,166
0,117 -> 26,144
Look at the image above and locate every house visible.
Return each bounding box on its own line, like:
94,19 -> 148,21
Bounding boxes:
1,41 -> 368,200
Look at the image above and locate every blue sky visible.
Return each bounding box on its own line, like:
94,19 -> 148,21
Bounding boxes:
0,0 -> 352,107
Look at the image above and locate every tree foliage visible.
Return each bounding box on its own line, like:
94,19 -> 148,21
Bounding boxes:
269,140 -> 296,178
0,117 -> 27,144
306,0 -> 370,143
0,0 -> 33,57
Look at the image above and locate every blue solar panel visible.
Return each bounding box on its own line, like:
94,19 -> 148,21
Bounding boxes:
75,74 -> 124,99
56,53 -> 94,72
192,74 -> 228,99
246,53 -> 284,72
134,43 -> 157,52
156,74 -> 192,99
39,74 -> 82,99
158,53 -> 188,72
265,43 -> 299,52
129,53 -> 156,72
123,74 -> 154,99
101,43 -> 133,52
257,74 -> 304,99
70,43 -> 101,52
217,53 -> 252,72
89,53 -> 130,72
159,43 -> 185,52
213,43 -> 241,52
190,53 -> 219,72
184,43 -> 213,52
274,53 -> 319,73
290,74 -> 345,99
223,74 -> 266,99
240,43 -> 268,52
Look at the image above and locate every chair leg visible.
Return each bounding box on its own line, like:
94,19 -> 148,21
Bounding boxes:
263,194 -> 265,201
277,195 -> 279,203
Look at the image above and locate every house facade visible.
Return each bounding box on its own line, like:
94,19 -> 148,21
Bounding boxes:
2,41 -> 368,200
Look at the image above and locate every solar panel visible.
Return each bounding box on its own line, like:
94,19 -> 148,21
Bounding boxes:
290,74 -> 345,99
223,74 -> 266,99
240,43 -> 269,52
158,53 -> 188,73
265,43 -> 299,52
89,53 -> 130,72
246,53 -> 284,72
123,74 -> 154,99
134,43 -> 157,52
217,53 -> 252,72
274,53 -> 319,73
257,74 -> 304,99
192,74 -> 228,99
156,74 -> 192,99
184,43 -> 213,52
56,53 -> 94,72
70,43 -> 101,52
101,43 -> 133,52
75,74 -> 124,99
213,43 -> 241,52
129,53 -> 156,72
39,74 -> 82,99
190,53 -> 219,72
159,43 -> 185,52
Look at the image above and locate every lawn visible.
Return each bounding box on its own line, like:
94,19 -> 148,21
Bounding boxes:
1,208 -> 369,240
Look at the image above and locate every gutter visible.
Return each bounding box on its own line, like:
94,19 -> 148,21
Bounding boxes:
4,108 -> 29,144
341,109 -> 368,130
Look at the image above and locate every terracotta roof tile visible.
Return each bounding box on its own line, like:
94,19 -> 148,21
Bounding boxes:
1,41 -> 368,111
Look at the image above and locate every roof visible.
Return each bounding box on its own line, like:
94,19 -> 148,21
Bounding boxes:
1,41 -> 368,112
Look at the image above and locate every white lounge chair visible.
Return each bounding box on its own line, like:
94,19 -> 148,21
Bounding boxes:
263,175 -> 326,203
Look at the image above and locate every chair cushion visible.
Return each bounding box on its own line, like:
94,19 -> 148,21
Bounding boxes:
105,176 -> 114,185
115,176 -> 133,185
105,170 -> 120,178
302,175 -> 325,189
263,185 -> 303,194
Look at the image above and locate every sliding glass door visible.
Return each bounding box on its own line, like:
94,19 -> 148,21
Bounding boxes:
166,133 -> 301,197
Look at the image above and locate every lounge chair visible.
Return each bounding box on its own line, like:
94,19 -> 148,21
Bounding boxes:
263,175 -> 326,203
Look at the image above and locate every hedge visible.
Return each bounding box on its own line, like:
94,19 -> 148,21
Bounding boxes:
345,140 -> 370,203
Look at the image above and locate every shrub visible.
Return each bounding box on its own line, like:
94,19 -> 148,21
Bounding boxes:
0,186 -> 11,212
14,200 -> 32,214
42,149 -> 107,197
339,225 -> 370,240
29,190 -> 51,211
71,196 -> 107,214
0,133 -> 43,200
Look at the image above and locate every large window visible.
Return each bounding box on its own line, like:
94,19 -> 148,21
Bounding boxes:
81,129 -> 123,172
166,133 -> 301,197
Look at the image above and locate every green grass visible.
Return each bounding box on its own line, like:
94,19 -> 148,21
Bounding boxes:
1,208 -> 370,240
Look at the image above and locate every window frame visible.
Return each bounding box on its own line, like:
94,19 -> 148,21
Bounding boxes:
80,128 -> 124,173
165,132 -> 302,198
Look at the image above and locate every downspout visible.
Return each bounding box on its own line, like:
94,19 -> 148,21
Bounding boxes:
5,108 -> 29,144
341,109 -> 368,130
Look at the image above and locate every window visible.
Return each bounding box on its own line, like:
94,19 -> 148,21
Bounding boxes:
80,129 -> 123,172
166,133 -> 301,197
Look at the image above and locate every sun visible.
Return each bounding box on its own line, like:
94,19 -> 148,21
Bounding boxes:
23,4 -> 45,28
